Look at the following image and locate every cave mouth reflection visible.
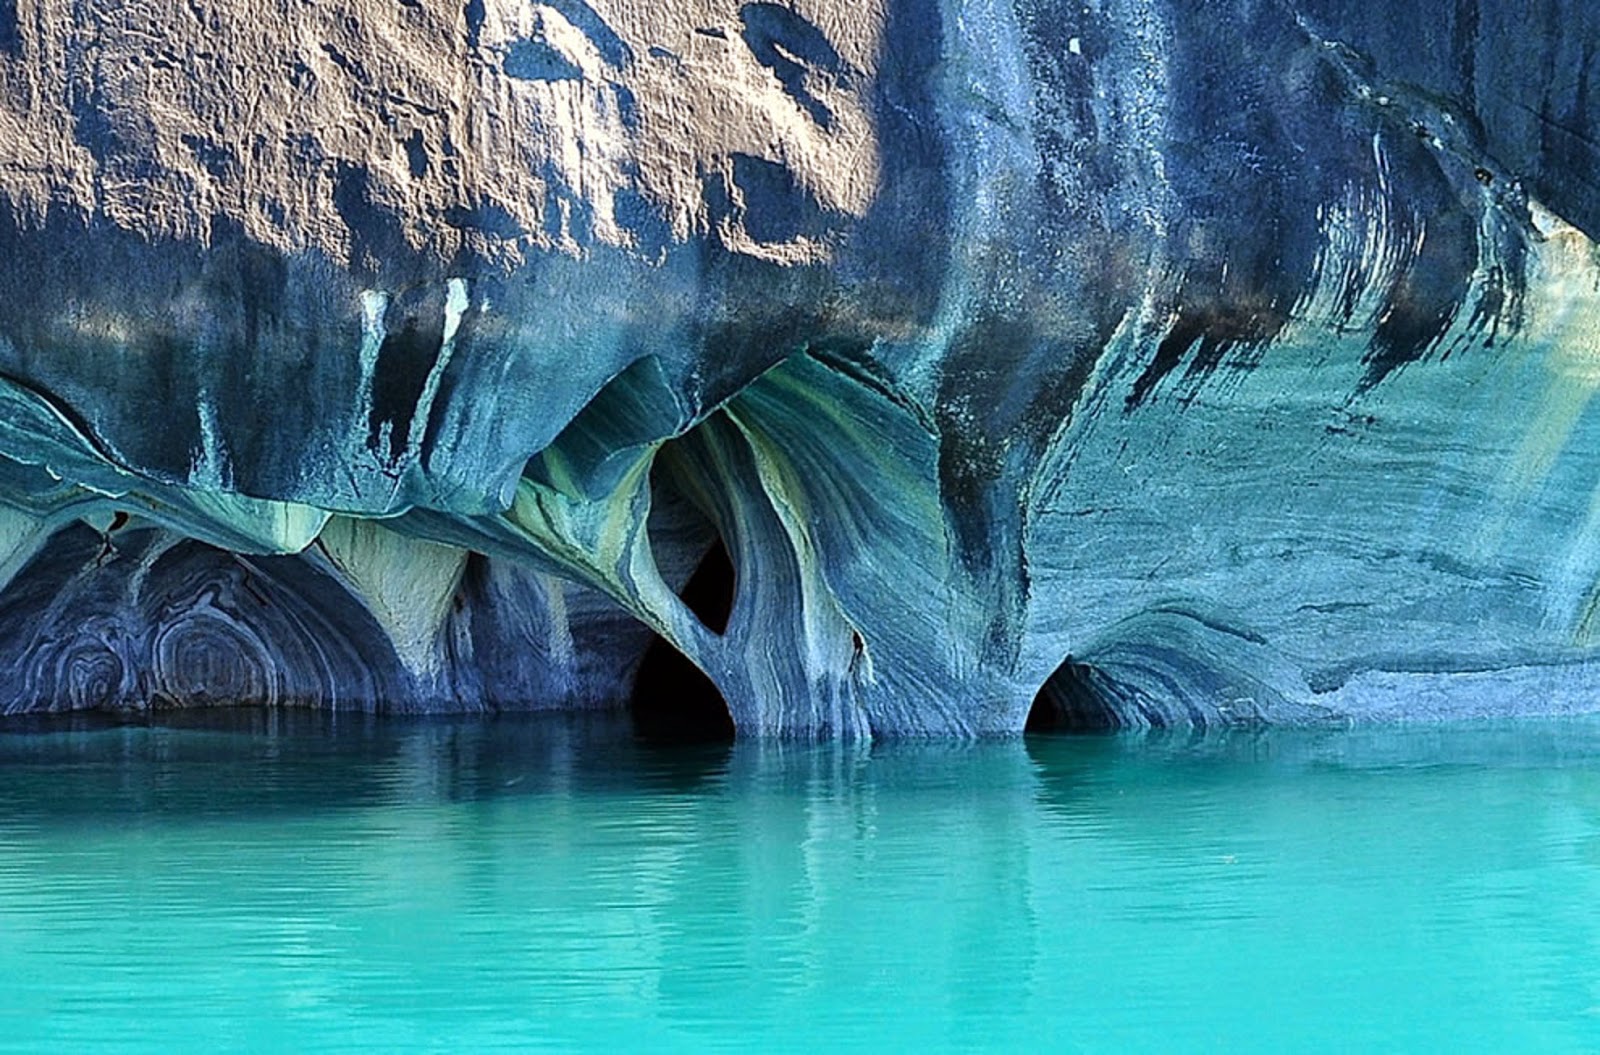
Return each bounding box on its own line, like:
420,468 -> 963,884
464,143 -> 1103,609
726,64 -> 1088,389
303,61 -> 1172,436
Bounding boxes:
1025,657 -> 1128,734
629,540 -> 737,744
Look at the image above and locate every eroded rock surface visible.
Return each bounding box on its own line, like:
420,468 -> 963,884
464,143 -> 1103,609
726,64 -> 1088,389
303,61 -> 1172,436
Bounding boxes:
1,0 -> 1598,735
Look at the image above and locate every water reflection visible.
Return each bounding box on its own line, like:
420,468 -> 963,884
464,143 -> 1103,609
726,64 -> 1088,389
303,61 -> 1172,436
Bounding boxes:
0,710 -> 736,822
1,715 -> 1599,1051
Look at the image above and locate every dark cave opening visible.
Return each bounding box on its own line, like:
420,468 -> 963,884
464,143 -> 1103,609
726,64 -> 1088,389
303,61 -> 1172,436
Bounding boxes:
1025,658 -> 1126,734
674,536 -> 736,637
629,540 -> 737,744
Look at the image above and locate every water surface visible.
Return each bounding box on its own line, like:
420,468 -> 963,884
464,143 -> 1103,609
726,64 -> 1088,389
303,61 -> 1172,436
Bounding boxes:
2,712 -> 1599,1052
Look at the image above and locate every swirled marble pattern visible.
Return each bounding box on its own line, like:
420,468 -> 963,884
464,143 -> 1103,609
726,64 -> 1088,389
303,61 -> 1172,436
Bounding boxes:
1,0 -> 1599,734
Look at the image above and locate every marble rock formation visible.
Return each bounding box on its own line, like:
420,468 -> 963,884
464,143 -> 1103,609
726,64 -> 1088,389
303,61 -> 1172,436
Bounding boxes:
0,0 -> 1598,736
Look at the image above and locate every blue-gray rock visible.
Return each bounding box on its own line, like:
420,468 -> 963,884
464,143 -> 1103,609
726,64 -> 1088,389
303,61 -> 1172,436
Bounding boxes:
0,0 -> 1597,735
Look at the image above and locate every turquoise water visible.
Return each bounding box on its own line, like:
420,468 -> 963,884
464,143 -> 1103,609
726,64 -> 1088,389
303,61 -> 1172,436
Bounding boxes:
3,714 -> 1600,1052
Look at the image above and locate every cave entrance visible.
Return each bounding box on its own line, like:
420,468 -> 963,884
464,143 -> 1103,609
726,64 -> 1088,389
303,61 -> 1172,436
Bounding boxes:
629,539 -> 737,744
1025,658 -> 1125,734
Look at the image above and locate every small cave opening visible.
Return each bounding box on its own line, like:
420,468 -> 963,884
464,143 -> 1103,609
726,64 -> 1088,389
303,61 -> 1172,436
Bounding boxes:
674,536 -> 736,637
1025,658 -> 1128,734
629,539 -> 738,744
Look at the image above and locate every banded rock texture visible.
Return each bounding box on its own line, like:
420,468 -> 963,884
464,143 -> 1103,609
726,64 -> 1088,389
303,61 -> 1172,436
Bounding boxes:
0,0 -> 1599,735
